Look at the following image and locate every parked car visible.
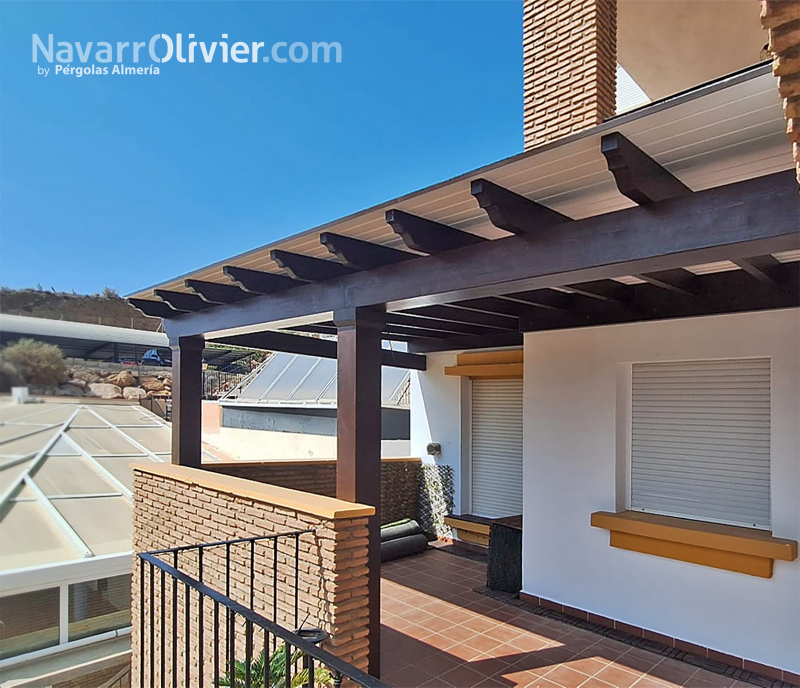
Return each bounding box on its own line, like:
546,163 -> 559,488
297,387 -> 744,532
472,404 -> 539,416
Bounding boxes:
141,348 -> 172,367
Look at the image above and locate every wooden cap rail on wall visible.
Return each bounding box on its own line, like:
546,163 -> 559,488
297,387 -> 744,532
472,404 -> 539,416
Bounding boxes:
444,349 -> 523,379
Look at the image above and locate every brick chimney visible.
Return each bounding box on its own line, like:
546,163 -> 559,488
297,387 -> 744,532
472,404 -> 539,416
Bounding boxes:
761,0 -> 800,191
523,0 -> 618,150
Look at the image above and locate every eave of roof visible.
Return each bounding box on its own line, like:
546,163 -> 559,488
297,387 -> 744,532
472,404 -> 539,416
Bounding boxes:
129,63 -> 788,301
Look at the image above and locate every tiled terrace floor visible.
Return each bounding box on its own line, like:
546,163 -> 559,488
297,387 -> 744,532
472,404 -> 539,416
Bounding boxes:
381,549 -> 756,688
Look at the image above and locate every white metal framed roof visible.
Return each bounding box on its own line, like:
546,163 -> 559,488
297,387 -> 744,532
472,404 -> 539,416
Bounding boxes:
222,352 -> 411,409
0,400 -> 170,574
0,314 -> 168,348
130,65 -> 794,301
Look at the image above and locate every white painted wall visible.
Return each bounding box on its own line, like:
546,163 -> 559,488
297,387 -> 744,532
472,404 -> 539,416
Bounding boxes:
522,309 -> 800,672
410,352 -> 466,513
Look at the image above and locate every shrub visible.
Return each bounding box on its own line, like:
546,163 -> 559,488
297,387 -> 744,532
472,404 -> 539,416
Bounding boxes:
0,339 -> 67,386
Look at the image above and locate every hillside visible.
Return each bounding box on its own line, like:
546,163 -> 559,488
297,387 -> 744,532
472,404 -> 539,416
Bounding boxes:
0,288 -> 162,331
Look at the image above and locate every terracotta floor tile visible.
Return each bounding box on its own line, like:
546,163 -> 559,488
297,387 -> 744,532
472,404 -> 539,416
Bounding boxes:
616,649 -> 663,674
442,625 -> 480,643
543,665 -> 593,688
384,663 -> 435,688
421,650 -> 465,676
440,664 -> 489,687
593,664 -> 644,688
449,643 -> 492,662
682,670 -> 735,688
441,609 -> 478,625
577,677 -> 617,688
422,632 -> 461,652
380,550 -> 761,688
420,679 -> 457,688
563,656 -> 609,677
483,623 -> 525,644
462,616 -> 502,634
463,634 -> 506,654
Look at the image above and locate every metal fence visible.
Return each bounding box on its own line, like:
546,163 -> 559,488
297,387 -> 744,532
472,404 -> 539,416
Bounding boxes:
137,532 -> 386,688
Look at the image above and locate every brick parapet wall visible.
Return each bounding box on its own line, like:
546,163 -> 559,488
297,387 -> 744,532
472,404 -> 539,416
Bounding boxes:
209,458 -> 421,525
523,0 -> 617,150
131,465 -> 373,687
762,0 -> 800,191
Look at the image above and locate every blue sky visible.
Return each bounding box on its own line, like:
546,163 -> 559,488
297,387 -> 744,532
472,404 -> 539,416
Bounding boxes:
0,1 -> 522,295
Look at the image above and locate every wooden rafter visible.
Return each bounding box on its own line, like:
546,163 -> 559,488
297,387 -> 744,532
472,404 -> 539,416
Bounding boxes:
154,290 -> 210,313
320,232 -> 415,269
601,132 -> 692,205
470,178 -> 571,234
223,266 -> 299,294
385,209 -> 485,254
271,250 -> 356,281
128,298 -> 183,318
185,279 -> 251,305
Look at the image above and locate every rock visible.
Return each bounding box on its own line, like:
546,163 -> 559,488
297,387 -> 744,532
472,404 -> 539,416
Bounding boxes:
123,386 -> 147,400
87,383 -> 123,399
147,390 -> 170,398
141,377 -> 165,392
57,384 -> 84,397
29,384 -> 59,396
64,378 -> 87,390
107,370 -> 137,388
72,369 -> 102,384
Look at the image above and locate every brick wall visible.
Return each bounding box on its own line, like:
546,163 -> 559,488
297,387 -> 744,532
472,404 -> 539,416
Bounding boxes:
762,0 -> 800,191
131,465 -> 373,687
523,0 -> 617,150
208,458 -> 421,525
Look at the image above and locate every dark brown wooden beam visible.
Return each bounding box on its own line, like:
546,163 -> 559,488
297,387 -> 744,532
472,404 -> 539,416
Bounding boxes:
170,336 -> 204,468
320,233 -> 415,270
185,279 -> 251,305
402,305 -> 518,330
601,132 -> 692,205
409,331 -> 523,354
128,298 -> 180,318
470,178 -> 571,234
223,266 -> 299,294
520,264 -> 799,332
165,171 -> 799,340
214,329 -> 426,370
385,209 -> 485,254
503,289 -> 573,311
271,250 -> 356,281
634,268 -> 699,296
451,297 -> 523,318
564,279 -> 630,302
734,255 -> 781,285
154,290 -> 210,313
387,313 -> 495,336
334,306 -> 384,677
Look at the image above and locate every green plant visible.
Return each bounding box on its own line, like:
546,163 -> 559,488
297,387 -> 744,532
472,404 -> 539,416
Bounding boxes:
0,339 -> 67,386
102,287 -> 120,299
219,644 -> 333,688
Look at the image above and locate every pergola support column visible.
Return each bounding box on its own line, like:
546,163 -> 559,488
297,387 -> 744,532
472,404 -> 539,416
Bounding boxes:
334,305 -> 385,677
170,336 -> 204,468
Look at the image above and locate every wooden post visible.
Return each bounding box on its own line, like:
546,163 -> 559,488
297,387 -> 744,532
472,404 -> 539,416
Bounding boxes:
334,306 -> 384,677
170,336 -> 204,468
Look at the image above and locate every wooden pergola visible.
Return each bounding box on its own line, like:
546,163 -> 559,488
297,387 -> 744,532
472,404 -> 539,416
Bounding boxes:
128,71 -> 800,676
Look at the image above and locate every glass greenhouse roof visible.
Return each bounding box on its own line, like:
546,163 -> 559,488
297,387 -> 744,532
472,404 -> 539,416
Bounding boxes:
0,400 -> 168,573
228,352 -> 411,408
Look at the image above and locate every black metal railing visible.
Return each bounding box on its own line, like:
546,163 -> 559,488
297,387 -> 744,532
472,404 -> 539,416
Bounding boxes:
137,532 -> 386,688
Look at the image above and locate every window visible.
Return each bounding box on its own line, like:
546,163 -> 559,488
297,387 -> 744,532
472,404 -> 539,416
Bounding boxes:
630,358 -> 770,529
0,588 -> 60,659
68,574 -> 131,642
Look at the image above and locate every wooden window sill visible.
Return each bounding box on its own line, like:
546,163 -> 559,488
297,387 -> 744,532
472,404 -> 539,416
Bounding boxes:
591,510 -> 798,578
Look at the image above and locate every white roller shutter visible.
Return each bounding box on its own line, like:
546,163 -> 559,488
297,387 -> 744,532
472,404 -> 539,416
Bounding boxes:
470,378 -> 523,518
631,358 -> 771,529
